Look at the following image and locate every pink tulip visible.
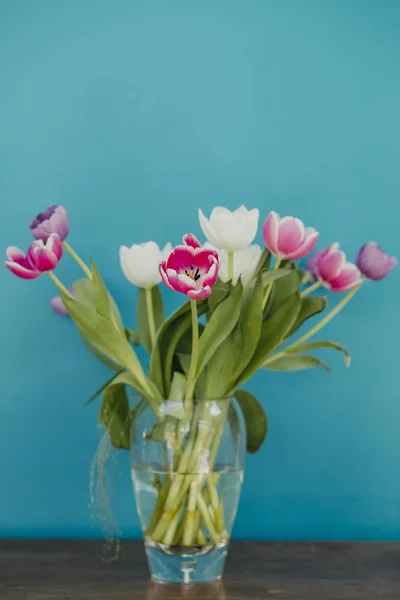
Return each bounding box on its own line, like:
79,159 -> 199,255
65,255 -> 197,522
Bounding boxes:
262,211 -> 319,260
5,233 -> 63,279
159,233 -> 219,300
316,243 -> 362,292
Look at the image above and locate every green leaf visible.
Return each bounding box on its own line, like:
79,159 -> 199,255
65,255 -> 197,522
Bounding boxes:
234,390 -> 268,454
125,328 -> 140,346
177,353 -> 191,375
253,249 -> 271,278
175,323 -> 205,354
206,276 -> 264,398
137,286 -> 164,354
150,300 -> 207,397
236,292 -> 301,387
90,258 -> 111,320
208,279 -> 233,313
265,354 -> 331,372
286,340 -> 350,365
196,280 -> 243,380
287,296 -> 327,337
61,292 -> 159,404
84,371 -> 123,406
265,265 -> 303,317
81,335 -> 121,371
195,366 -> 208,399
169,371 -> 187,401
261,266 -> 293,287
100,380 -> 132,449
72,278 -> 125,335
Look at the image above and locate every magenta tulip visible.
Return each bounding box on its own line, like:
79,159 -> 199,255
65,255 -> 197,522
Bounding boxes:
262,211 -> 318,260
159,233 -> 219,300
316,243 -> 361,292
30,205 -> 69,242
356,242 -> 397,281
5,233 -> 63,279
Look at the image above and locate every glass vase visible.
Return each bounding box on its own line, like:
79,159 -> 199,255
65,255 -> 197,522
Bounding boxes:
130,398 -> 245,584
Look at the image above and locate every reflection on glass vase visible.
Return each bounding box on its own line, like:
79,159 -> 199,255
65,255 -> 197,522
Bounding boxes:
130,397 -> 245,584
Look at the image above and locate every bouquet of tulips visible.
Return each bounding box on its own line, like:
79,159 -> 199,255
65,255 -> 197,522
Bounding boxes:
5,204 -> 396,550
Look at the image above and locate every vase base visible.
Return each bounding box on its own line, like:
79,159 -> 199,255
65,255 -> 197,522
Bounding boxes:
145,538 -> 228,583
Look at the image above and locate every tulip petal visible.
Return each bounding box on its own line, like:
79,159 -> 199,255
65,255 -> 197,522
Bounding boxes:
233,204 -> 251,217
47,206 -> 69,241
31,245 -> 58,272
166,246 -> 195,271
4,260 -> 40,279
159,262 -> 174,290
161,242 -> 173,260
193,247 -> 218,271
166,268 -> 196,293
276,217 -> 305,256
183,233 -> 201,249
6,246 -> 25,262
356,241 -> 397,281
187,286 -> 212,300
31,205 -> 69,242
198,209 -> 221,248
202,257 -> 219,288
51,295 -> 69,315
262,211 -> 280,255
329,263 -> 361,292
46,233 -> 63,260
317,245 -> 345,281
210,212 -> 249,251
284,230 -> 319,260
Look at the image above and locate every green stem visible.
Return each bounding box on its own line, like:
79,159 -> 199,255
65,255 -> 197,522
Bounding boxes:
63,241 -> 92,279
262,257 -> 282,311
263,282 -> 363,367
162,504 -> 185,546
182,482 -> 198,546
145,287 -> 157,348
227,251 -> 234,281
196,491 -> 220,544
47,271 -> 75,299
185,300 -> 199,405
301,280 -> 322,297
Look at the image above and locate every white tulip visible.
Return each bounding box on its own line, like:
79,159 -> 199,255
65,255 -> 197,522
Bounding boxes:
119,241 -> 172,288
198,205 -> 259,251
218,245 -> 263,286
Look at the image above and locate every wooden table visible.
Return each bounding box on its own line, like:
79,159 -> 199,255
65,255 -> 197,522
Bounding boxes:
1,540 -> 399,599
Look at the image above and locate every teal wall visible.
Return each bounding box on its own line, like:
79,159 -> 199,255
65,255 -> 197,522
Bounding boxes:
1,0 -> 399,540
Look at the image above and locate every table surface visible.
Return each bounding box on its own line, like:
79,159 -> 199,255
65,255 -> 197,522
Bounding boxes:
1,540 -> 400,600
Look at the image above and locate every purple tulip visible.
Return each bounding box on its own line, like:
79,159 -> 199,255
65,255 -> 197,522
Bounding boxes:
305,250 -> 324,281
356,242 -> 397,281
51,288 -> 74,315
30,205 -> 69,242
